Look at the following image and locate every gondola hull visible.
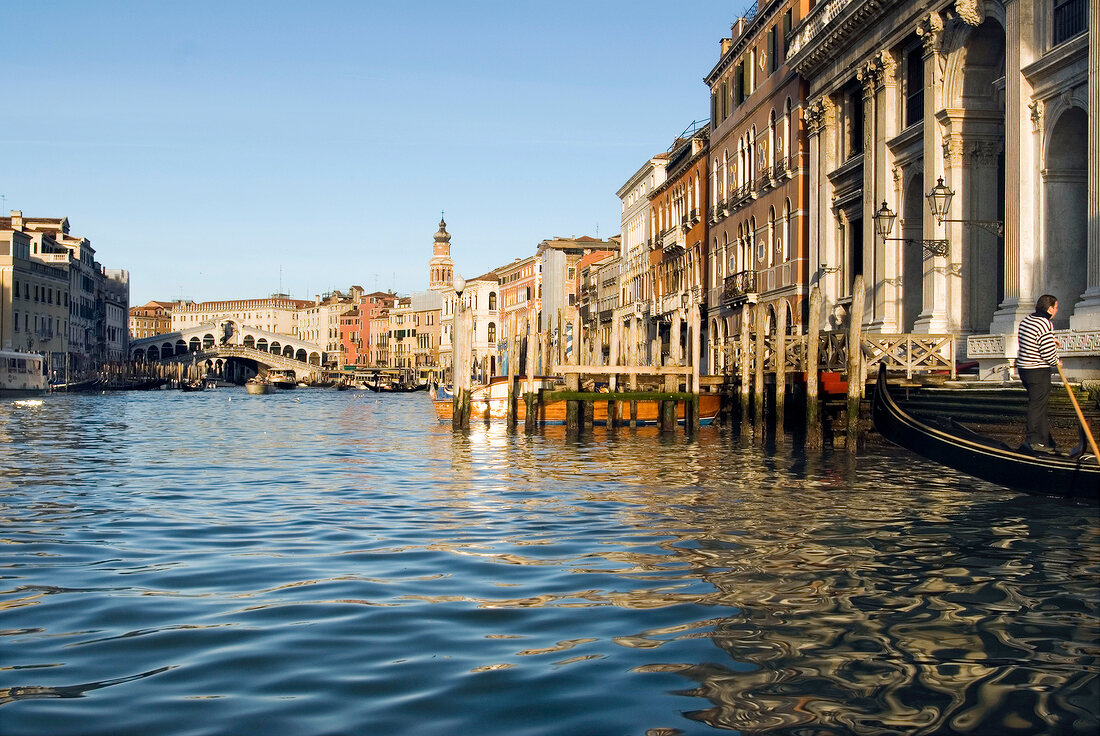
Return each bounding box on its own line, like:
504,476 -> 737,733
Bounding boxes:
872,364 -> 1098,500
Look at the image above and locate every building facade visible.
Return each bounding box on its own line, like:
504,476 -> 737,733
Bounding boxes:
787,0 -> 1096,378
616,156 -> 667,365
649,124 -> 709,367
706,1 -> 811,373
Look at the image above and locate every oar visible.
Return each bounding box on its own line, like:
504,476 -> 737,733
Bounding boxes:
1055,364 -> 1100,460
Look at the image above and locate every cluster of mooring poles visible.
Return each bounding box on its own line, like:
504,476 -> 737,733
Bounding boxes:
452,275 -> 884,452
451,290 -> 707,435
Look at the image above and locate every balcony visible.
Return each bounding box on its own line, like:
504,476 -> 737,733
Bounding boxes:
723,270 -> 758,305
660,227 -> 682,254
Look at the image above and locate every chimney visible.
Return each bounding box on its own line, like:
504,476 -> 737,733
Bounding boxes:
720,37 -> 732,56
10,210 -> 23,229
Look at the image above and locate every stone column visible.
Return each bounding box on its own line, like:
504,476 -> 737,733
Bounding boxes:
1071,0 -> 1100,329
857,59 -> 880,331
914,12 -> 950,333
989,0 -> 1040,334
805,96 -> 838,322
873,50 -> 900,332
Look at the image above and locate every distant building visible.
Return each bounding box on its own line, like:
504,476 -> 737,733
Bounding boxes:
170,295 -> 311,336
0,211 -> 127,377
616,155 -> 667,365
537,235 -> 620,365
129,300 -> 179,340
299,287 -> 363,367
409,290 -> 442,371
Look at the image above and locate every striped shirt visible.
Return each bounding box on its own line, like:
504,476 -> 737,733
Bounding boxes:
1016,313 -> 1059,369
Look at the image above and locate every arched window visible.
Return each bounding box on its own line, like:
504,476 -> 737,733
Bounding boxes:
487,322 -> 496,344
768,206 -> 777,267
784,198 -> 793,261
784,97 -> 793,167
489,292 -> 497,310
769,109 -> 777,168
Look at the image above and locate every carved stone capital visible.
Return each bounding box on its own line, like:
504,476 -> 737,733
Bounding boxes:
805,99 -> 825,136
1029,100 -> 1044,133
942,135 -> 964,166
955,0 -> 985,27
876,50 -> 899,85
964,139 -> 1004,167
917,12 -> 944,55
857,61 -> 880,96
805,96 -> 837,136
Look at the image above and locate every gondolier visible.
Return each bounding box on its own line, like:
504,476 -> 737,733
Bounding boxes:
1016,294 -> 1061,455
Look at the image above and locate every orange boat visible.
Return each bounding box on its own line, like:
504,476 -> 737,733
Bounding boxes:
433,376 -> 722,426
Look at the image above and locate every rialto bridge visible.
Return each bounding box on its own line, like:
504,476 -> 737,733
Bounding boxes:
130,321 -> 327,382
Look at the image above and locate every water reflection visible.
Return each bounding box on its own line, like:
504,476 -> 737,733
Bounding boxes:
0,391 -> 1096,735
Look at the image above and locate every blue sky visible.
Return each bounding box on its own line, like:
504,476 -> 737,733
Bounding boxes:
3,1 -> 749,305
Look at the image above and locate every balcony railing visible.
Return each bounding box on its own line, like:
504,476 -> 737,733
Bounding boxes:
723,270 -> 758,304
661,227 -> 682,253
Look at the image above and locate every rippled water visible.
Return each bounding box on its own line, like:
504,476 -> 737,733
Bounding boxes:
1,388 -> 1097,736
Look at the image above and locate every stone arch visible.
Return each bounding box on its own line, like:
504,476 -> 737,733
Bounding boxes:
296,348 -> 307,362
942,18 -> 1006,333
189,336 -> 201,352
901,168 -> 926,332
147,345 -> 160,360
256,338 -> 268,352
243,334 -> 255,349
309,352 -> 321,365
175,339 -> 186,355
269,341 -> 280,354
1043,105 -> 1088,325
161,342 -> 173,357
202,333 -> 215,350
282,345 -> 294,357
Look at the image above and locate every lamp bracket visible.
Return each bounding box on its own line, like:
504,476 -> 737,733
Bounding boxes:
938,218 -> 1004,238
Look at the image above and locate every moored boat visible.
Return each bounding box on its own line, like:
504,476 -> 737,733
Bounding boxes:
871,363 -> 1098,499
1,349 -> 47,398
433,375 -> 722,426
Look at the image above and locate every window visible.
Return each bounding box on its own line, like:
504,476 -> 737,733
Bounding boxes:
844,82 -> 864,158
568,293 -> 576,306
782,9 -> 792,58
905,47 -> 924,128
488,292 -> 497,310
487,322 -> 496,343
567,266 -> 576,280
1053,0 -> 1087,45
768,26 -> 778,73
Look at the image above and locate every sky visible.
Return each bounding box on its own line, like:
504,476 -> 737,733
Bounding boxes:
3,1 -> 751,306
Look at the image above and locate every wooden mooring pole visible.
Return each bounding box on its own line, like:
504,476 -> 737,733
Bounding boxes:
775,303 -> 786,444
753,307 -> 765,442
806,286 -> 822,449
506,313 -> 518,429
739,309 -> 751,436
846,274 -> 865,452
525,315 -> 537,434
452,297 -> 471,430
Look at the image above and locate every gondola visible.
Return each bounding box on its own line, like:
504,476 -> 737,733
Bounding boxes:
871,363 -> 1098,499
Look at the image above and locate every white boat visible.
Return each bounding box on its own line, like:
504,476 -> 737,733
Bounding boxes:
1,349 -> 48,398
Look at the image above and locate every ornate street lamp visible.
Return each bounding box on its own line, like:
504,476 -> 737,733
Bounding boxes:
926,177 -> 1004,238
873,200 -> 950,258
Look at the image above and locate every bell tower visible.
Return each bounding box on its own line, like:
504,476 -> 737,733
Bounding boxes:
428,215 -> 454,291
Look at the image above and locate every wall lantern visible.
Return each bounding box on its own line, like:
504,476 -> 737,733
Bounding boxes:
873,200 -> 950,258
926,177 -> 1004,238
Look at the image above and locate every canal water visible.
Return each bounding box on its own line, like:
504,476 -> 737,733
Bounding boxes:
1,388 -> 1097,736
